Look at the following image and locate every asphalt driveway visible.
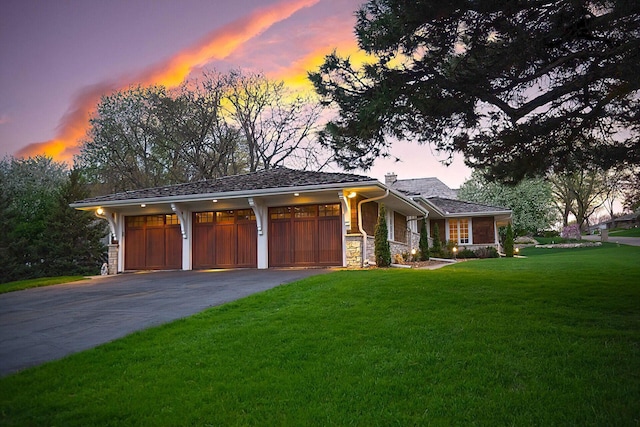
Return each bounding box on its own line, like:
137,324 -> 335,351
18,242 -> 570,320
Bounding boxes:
0,268 -> 330,377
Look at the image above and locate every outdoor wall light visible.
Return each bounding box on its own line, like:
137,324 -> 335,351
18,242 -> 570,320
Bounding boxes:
347,191 -> 357,198
96,207 -> 104,215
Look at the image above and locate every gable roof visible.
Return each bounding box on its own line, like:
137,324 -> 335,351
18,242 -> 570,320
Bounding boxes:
73,167 -> 376,206
388,177 -> 458,199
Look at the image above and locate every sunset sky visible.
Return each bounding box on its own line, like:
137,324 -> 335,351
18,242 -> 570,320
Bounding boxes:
0,0 -> 471,187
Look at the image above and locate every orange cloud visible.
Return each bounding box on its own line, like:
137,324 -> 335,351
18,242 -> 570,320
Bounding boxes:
16,0 -> 319,164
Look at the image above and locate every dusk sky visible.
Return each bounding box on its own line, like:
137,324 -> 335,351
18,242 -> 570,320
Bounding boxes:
0,0 -> 471,187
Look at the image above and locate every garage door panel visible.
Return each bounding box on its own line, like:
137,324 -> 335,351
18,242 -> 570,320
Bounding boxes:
269,204 -> 342,267
146,228 -> 166,268
193,225 -> 215,269
215,224 -> 236,267
125,215 -> 182,270
293,219 -> 316,264
165,226 -> 183,269
125,228 -> 145,270
318,218 -> 342,264
269,221 -> 292,267
237,223 -> 257,267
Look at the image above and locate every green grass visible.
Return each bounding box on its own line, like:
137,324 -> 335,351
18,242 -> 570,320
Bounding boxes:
609,227 -> 640,237
1,245 -> 639,426
0,276 -> 85,294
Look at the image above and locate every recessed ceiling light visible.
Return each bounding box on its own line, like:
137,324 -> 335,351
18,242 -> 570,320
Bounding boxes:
347,191 -> 357,198
96,207 -> 104,215
140,204 -> 146,208
294,193 -> 300,197
212,199 -> 218,203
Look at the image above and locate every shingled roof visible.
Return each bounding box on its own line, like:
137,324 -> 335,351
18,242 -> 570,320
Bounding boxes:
387,177 -> 458,199
427,197 -> 510,214
73,167 -> 375,205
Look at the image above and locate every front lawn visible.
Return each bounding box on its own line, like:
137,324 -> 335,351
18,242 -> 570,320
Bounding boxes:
1,244 -> 638,425
609,227 -> 640,237
0,276 -> 86,294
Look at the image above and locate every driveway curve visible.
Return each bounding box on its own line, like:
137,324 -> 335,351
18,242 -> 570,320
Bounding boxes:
0,269 -> 329,377
581,234 -> 640,246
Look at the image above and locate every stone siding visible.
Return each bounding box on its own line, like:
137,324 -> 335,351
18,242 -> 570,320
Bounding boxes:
108,243 -> 119,275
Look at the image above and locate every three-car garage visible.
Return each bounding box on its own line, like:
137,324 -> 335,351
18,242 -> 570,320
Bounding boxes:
124,203 -> 343,270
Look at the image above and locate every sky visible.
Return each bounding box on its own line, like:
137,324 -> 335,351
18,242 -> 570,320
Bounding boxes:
0,0 -> 472,189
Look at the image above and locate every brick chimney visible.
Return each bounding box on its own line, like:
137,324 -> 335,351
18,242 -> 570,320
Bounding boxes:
385,172 -> 397,186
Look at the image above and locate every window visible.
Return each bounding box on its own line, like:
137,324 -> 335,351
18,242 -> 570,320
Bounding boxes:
270,207 -> 292,220
146,215 -> 165,227
319,203 -> 341,217
195,212 -> 214,223
165,214 -> 180,225
216,210 -> 235,223
236,209 -> 256,221
126,216 -> 145,227
294,205 -> 317,218
449,219 -> 470,244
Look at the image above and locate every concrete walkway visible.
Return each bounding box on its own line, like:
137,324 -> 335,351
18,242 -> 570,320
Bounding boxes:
0,269 -> 329,377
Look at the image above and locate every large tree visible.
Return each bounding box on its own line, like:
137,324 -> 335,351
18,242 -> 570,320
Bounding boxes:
458,170 -> 558,235
79,70 -> 329,194
549,168 -> 617,229
0,156 -> 106,283
310,0 -> 640,182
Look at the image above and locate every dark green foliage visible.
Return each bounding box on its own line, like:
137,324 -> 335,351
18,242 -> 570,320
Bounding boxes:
418,219 -> 429,261
474,246 -> 499,259
457,248 -> 477,259
310,0 -> 640,181
374,204 -> 391,267
45,169 -> 107,276
505,223 -> 515,258
0,157 -> 106,283
431,223 -> 442,257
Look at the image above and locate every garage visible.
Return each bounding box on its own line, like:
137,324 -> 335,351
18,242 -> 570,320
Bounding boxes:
192,209 -> 257,269
124,214 -> 182,270
268,203 -> 342,267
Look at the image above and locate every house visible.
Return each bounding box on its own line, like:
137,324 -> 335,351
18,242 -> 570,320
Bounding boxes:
385,173 -> 512,250
590,213 -> 639,232
71,167 -> 426,273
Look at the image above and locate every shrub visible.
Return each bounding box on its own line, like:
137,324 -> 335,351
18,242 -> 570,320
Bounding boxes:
475,246 -> 499,258
374,204 -> 392,267
505,223 -> 514,257
431,223 -> 443,257
419,219 -> 429,261
561,224 -> 581,239
457,248 -> 477,259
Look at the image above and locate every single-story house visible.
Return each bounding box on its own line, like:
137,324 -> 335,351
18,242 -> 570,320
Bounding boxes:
385,173 -> 512,250
71,168 -> 427,273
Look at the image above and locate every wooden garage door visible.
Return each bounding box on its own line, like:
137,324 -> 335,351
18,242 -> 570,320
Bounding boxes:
125,214 -> 182,270
192,209 -> 257,269
269,204 -> 342,267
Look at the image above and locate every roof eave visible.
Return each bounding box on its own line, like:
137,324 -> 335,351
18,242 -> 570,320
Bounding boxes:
70,180 -> 382,209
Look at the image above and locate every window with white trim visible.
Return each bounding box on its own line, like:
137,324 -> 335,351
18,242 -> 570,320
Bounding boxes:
449,219 -> 470,244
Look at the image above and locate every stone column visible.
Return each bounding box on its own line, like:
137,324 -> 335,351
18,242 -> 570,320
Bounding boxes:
108,243 -> 119,275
